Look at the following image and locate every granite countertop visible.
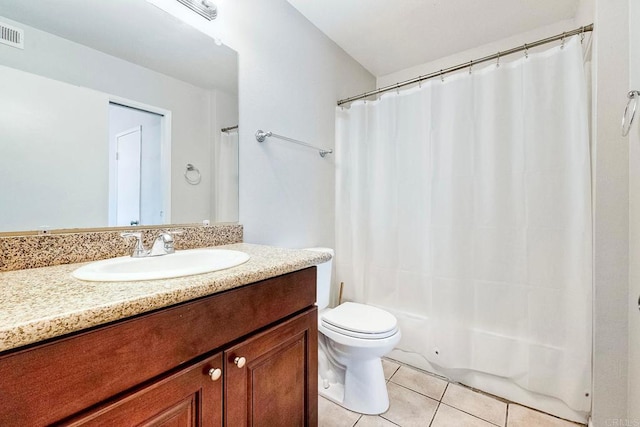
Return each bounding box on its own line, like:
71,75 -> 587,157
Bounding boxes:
0,243 -> 331,353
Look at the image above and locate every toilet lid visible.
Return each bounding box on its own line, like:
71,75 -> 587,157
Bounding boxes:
321,302 -> 398,338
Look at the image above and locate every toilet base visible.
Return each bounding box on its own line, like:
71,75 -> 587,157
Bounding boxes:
318,357 -> 390,415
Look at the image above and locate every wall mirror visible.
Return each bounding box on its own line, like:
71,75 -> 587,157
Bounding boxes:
0,0 -> 239,234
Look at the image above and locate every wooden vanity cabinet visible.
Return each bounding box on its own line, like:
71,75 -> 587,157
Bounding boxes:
0,268 -> 318,426
225,309 -> 318,426
67,352 -> 225,426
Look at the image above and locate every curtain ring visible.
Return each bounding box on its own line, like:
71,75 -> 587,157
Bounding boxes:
524,43 -> 529,59
622,90 -> 640,136
184,163 -> 201,185
561,32 -> 566,49
496,52 -> 500,68
469,60 -> 473,75
580,26 -> 585,44
440,70 -> 444,82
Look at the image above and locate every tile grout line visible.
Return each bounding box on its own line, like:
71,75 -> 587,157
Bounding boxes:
428,382 -> 449,427
447,381 -> 511,405
388,381 -> 443,403
505,403 -> 509,427
378,414 -> 402,427
383,356 -> 449,382
441,375 -> 502,427
385,363 -> 400,382
429,401 -> 441,427
506,403 -> 586,427
438,401 -> 504,427
387,365 -> 449,402
441,381 -> 450,402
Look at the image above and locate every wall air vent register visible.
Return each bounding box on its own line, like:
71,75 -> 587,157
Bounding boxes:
0,21 -> 24,49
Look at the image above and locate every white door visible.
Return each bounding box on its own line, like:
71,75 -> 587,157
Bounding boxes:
629,0 -> 640,419
115,126 -> 141,226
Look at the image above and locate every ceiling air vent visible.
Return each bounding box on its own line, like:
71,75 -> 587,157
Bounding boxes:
0,21 -> 24,49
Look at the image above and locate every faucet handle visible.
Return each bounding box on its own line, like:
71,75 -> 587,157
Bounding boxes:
164,230 -> 185,249
120,232 -> 147,257
150,231 -> 179,255
121,231 -> 141,239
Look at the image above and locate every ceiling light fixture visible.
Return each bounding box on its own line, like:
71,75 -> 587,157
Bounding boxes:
175,0 -> 217,20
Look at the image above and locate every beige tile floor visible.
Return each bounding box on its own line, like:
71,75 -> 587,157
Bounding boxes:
319,359 -> 586,427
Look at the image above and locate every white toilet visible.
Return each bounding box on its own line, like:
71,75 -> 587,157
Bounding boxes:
306,248 -> 401,415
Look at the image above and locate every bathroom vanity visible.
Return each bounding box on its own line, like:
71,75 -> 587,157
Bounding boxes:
0,244 -> 327,426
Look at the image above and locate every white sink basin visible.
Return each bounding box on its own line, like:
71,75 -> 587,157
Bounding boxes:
72,249 -> 250,282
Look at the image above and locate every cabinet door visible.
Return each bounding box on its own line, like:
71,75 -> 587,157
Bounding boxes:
65,353 -> 223,427
225,308 -> 318,427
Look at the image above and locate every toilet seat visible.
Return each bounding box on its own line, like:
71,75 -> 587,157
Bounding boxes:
321,302 -> 398,339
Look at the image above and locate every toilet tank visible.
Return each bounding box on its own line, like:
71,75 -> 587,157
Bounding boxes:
304,247 -> 333,310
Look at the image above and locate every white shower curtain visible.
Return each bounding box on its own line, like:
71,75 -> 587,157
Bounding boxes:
213,130 -> 239,222
335,36 -> 591,413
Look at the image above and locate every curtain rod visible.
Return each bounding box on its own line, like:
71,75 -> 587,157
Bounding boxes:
337,24 -> 594,106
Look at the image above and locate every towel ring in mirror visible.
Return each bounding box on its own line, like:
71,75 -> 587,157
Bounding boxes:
184,163 -> 201,185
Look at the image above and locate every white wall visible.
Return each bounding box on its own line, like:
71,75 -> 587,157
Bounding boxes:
591,0 -> 630,424
627,0 -> 640,421
221,0 -> 375,248
0,16 -> 231,227
0,66 -> 108,231
574,0 -> 595,27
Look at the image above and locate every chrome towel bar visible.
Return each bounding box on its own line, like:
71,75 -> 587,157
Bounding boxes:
622,90 -> 640,137
255,130 -> 332,158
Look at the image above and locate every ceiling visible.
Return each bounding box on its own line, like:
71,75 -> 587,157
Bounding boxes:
0,0 -> 237,93
287,0 -> 580,77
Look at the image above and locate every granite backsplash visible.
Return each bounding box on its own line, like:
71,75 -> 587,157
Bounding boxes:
0,224 -> 243,272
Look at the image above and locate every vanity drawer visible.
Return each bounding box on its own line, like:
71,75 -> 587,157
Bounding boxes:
0,267 -> 316,426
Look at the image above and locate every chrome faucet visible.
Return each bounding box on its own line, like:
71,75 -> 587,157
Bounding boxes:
149,232 -> 175,256
121,231 -> 182,258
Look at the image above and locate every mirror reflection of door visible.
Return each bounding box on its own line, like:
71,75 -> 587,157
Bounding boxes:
115,127 -> 142,226
108,103 -> 164,226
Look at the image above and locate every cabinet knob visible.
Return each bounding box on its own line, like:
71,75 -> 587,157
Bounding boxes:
208,368 -> 222,381
234,356 -> 246,368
